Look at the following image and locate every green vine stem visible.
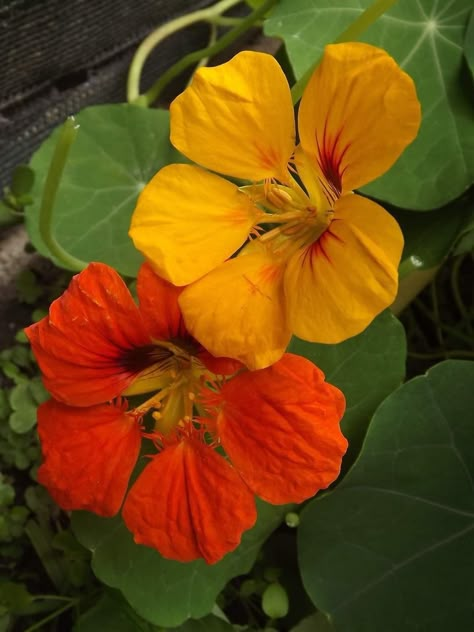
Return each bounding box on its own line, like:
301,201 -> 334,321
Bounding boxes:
291,0 -> 399,104
38,117 -> 88,272
127,0 -> 242,104
142,0 -> 277,106
191,23 -> 218,79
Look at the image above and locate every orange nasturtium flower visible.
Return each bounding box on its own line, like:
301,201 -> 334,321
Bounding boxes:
130,42 -> 421,370
26,263 -> 347,564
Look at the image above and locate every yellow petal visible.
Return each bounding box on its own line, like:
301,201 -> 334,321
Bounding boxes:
298,42 -> 421,198
284,193 -> 403,343
129,164 -> 258,286
170,51 -> 295,182
179,245 -> 291,369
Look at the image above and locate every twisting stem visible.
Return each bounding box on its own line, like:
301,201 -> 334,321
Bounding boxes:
291,0 -> 399,104
126,0 -> 242,104
38,117 -> 88,272
190,22 -> 218,80
142,0 -> 278,106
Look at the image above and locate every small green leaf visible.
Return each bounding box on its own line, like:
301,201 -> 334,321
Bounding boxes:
29,379 -> 49,405
8,383 -> 38,433
14,330 -> 28,344
0,201 -> 16,227
0,391 -> 10,420
262,583 -> 289,619
0,582 -> 33,615
26,104 -> 185,277
16,269 -> 43,304
289,310 -> 406,463
298,360 -> 474,632
266,0 -> 474,209
11,165 -> 35,197
72,501 -> 288,627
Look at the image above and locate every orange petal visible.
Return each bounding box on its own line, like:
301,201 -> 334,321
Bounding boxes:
298,42 -> 421,197
179,245 -> 291,370
130,164 -> 258,286
136,262 -> 188,340
25,263 -> 153,406
37,399 -> 141,517
122,439 -> 256,564
216,353 -> 347,504
198,350 -> 243,377
284,193 -> 403,343
170,51 -> 295,182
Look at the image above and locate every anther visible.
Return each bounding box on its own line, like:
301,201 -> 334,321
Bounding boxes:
266,187 -> 292,209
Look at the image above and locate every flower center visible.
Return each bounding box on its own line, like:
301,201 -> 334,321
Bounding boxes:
126,342 -> 222,436
121,338 -> 201,397
248,182 -> 333,259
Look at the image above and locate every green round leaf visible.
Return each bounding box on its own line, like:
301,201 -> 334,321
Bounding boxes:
464,9 -> 474,77
8,383 -> 38,433
298,360 -> 474,632
394,191 -> 474,277
291,612 -> 335,632
26,104 -> 184,277
0,582 -> 33,615
288,310 -> 406,463
266,0 -> 473,209
73,591 -> 155,632
175,614 -> 235,632
72,501 -> 288,627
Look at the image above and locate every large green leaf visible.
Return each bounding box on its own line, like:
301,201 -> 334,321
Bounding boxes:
266,0 -> 473,209
289,310 -> 406,463
26,104 -> 182,277
298,360 -> 474,632
464,8 -> 474,77
291,612 -> 335,632
73,591 -> 233,632
73,591 -> 156,632
72,501 -> 287,627
393,190 -> 474,277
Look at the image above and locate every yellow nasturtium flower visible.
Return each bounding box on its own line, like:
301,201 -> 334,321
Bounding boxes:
130,43 -> 421,370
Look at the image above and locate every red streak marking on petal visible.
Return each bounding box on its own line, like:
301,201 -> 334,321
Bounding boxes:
120,345 -> 174,375
312,235 -> 332,265
325,227 -> 345,244
305,227 -> 346,269
315,117 -> 351,202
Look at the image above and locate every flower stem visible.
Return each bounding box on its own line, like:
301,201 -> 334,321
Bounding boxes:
291,0 -> 399,104
141,0 -> 278,106
38,117 -> 88,272
126,0 -> 242,104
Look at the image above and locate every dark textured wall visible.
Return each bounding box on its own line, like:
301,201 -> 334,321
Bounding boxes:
0,0 -> 211,187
